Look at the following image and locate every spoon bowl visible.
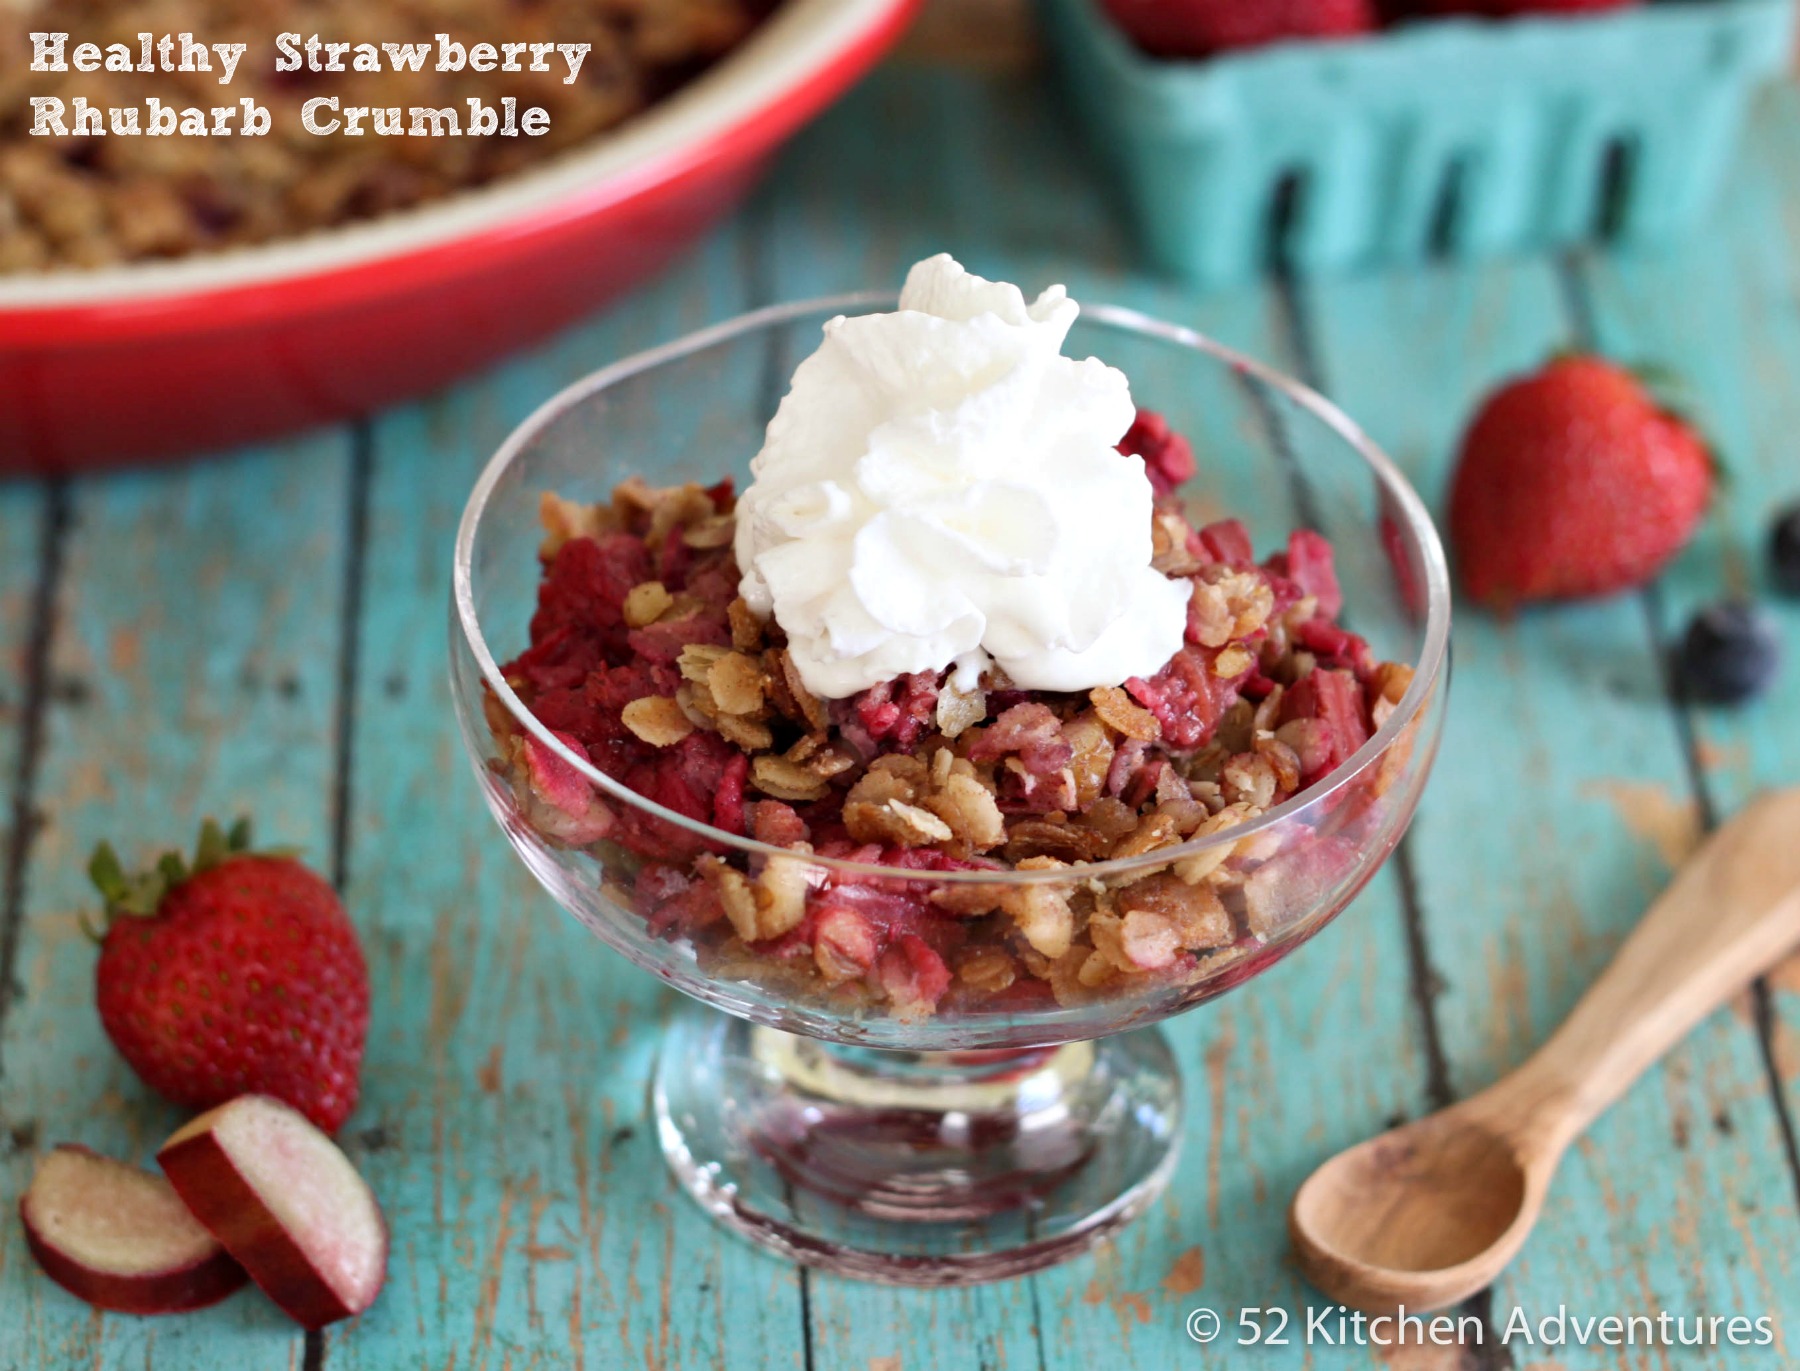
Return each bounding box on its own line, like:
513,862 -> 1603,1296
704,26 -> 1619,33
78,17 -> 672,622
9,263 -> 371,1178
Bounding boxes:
1290,1102 -> 1543,1312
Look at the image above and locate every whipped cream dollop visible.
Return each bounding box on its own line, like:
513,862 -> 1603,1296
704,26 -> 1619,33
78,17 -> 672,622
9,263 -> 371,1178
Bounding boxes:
734,254 -> 1191,701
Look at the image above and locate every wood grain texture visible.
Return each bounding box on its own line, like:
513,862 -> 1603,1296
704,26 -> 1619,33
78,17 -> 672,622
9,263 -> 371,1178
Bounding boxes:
1576,87 -> 1800,854
1306,249 -> 1800,1365
1516,788 -> 1800,1143
898,0 -> 1035,68
1,481 -> 56,1025
323,230 -> 812,1371
0,438 -> 352,1368
1293,789 -> 1800,1316
1570,83 -> 1800,1333
0,486 -> 47,787
751,65 -> 1135,303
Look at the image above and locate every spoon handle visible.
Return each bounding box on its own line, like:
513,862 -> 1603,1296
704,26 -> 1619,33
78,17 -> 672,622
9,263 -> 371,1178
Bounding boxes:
1485,788 -> 1800,1152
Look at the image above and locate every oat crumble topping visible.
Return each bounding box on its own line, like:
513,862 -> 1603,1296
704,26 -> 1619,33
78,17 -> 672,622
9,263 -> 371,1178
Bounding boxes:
486,409 -> 1417,1017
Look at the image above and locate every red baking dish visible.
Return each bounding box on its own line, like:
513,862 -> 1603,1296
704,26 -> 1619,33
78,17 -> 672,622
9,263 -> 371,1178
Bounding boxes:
0,0 -> 919,473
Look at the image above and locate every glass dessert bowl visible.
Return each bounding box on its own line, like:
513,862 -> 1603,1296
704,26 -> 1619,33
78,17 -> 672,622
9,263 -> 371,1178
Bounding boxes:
450,278 -> 1451,1285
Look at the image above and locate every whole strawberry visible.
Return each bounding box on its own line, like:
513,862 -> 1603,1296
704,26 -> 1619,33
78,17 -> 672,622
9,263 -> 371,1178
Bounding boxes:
1100,0 -> 1377,58
1449,356 -> 1712,609
88,820 -> 369,1134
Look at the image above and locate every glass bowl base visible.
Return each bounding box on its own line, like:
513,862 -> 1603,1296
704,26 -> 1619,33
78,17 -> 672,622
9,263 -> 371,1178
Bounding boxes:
653,1012 -> 1183,1285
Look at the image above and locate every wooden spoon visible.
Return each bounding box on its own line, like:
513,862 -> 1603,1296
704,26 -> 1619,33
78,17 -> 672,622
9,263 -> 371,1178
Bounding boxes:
1290,787 -> 1800,1315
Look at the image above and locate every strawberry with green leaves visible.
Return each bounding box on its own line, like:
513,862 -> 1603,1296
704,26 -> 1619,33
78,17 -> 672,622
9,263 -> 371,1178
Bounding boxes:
88,820 -> 369,1135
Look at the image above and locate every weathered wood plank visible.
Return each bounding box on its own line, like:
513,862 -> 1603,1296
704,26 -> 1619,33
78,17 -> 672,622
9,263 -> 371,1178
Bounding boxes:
0,480 -> 54,969
0,484 -> 47,788
753,64 -> 1135,307
761,65 -> 1434,1371
1306,246 -> 1800,1362
0,437 -> 353,1369
326,230 -> 811,1371
1575,78 -> 1800,1218
1575,87 -> 1800,823
898,0 -> 1036,69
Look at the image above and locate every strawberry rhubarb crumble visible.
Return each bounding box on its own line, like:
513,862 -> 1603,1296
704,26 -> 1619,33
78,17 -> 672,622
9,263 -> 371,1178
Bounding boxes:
485,257 -> 1414,1017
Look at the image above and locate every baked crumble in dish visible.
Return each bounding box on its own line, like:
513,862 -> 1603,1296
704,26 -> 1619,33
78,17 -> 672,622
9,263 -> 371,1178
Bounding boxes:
484,409 -> 1419,1018
0,0 -> 773,272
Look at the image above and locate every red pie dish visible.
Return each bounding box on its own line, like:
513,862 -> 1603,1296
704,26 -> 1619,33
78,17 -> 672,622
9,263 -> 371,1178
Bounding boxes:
0,0 -> 918,473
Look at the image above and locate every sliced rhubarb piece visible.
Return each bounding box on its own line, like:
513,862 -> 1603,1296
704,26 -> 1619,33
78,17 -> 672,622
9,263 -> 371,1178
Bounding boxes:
1117,408 -> 1197,499
1280,668 -> 1372,781
19,1144 -> 248,1315
876,933 -> 952,1012
157,1095 -> 387,1330
508,730 -> 615,846
1244,836 -> 1361,939
1196,518 -> 1254,565
1282,528 -> 1344,619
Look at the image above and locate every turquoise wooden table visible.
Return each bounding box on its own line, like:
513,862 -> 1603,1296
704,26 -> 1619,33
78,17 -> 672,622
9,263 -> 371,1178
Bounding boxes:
5,33 -> 1800,1371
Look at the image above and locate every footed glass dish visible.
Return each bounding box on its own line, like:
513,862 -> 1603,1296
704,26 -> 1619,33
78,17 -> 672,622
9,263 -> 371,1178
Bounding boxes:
450,294 -> 1452,1284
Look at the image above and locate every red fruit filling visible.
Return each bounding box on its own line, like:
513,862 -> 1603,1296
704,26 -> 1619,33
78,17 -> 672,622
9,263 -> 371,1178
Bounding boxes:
491,413 -> 1416,1015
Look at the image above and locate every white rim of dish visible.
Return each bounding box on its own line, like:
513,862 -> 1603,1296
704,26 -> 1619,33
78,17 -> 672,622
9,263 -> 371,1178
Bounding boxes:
0,0 -> 902,308
454,292 -> 1454,885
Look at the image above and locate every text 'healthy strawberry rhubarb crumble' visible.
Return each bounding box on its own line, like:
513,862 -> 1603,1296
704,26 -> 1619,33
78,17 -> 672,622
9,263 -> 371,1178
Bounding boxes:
486,256 -> 1415,1017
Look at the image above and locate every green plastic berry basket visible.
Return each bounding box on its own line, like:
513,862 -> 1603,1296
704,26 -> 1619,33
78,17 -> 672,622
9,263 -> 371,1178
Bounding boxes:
1036,0 -> 1794,285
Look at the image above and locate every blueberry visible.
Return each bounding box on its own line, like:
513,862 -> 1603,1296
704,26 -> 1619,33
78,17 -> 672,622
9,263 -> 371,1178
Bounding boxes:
1677,600 -> 1782,705
1772,503 -> 1800,597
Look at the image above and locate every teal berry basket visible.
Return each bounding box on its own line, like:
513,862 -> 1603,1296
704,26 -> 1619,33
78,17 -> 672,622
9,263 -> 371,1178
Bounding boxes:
1036,0 -> 1795,285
